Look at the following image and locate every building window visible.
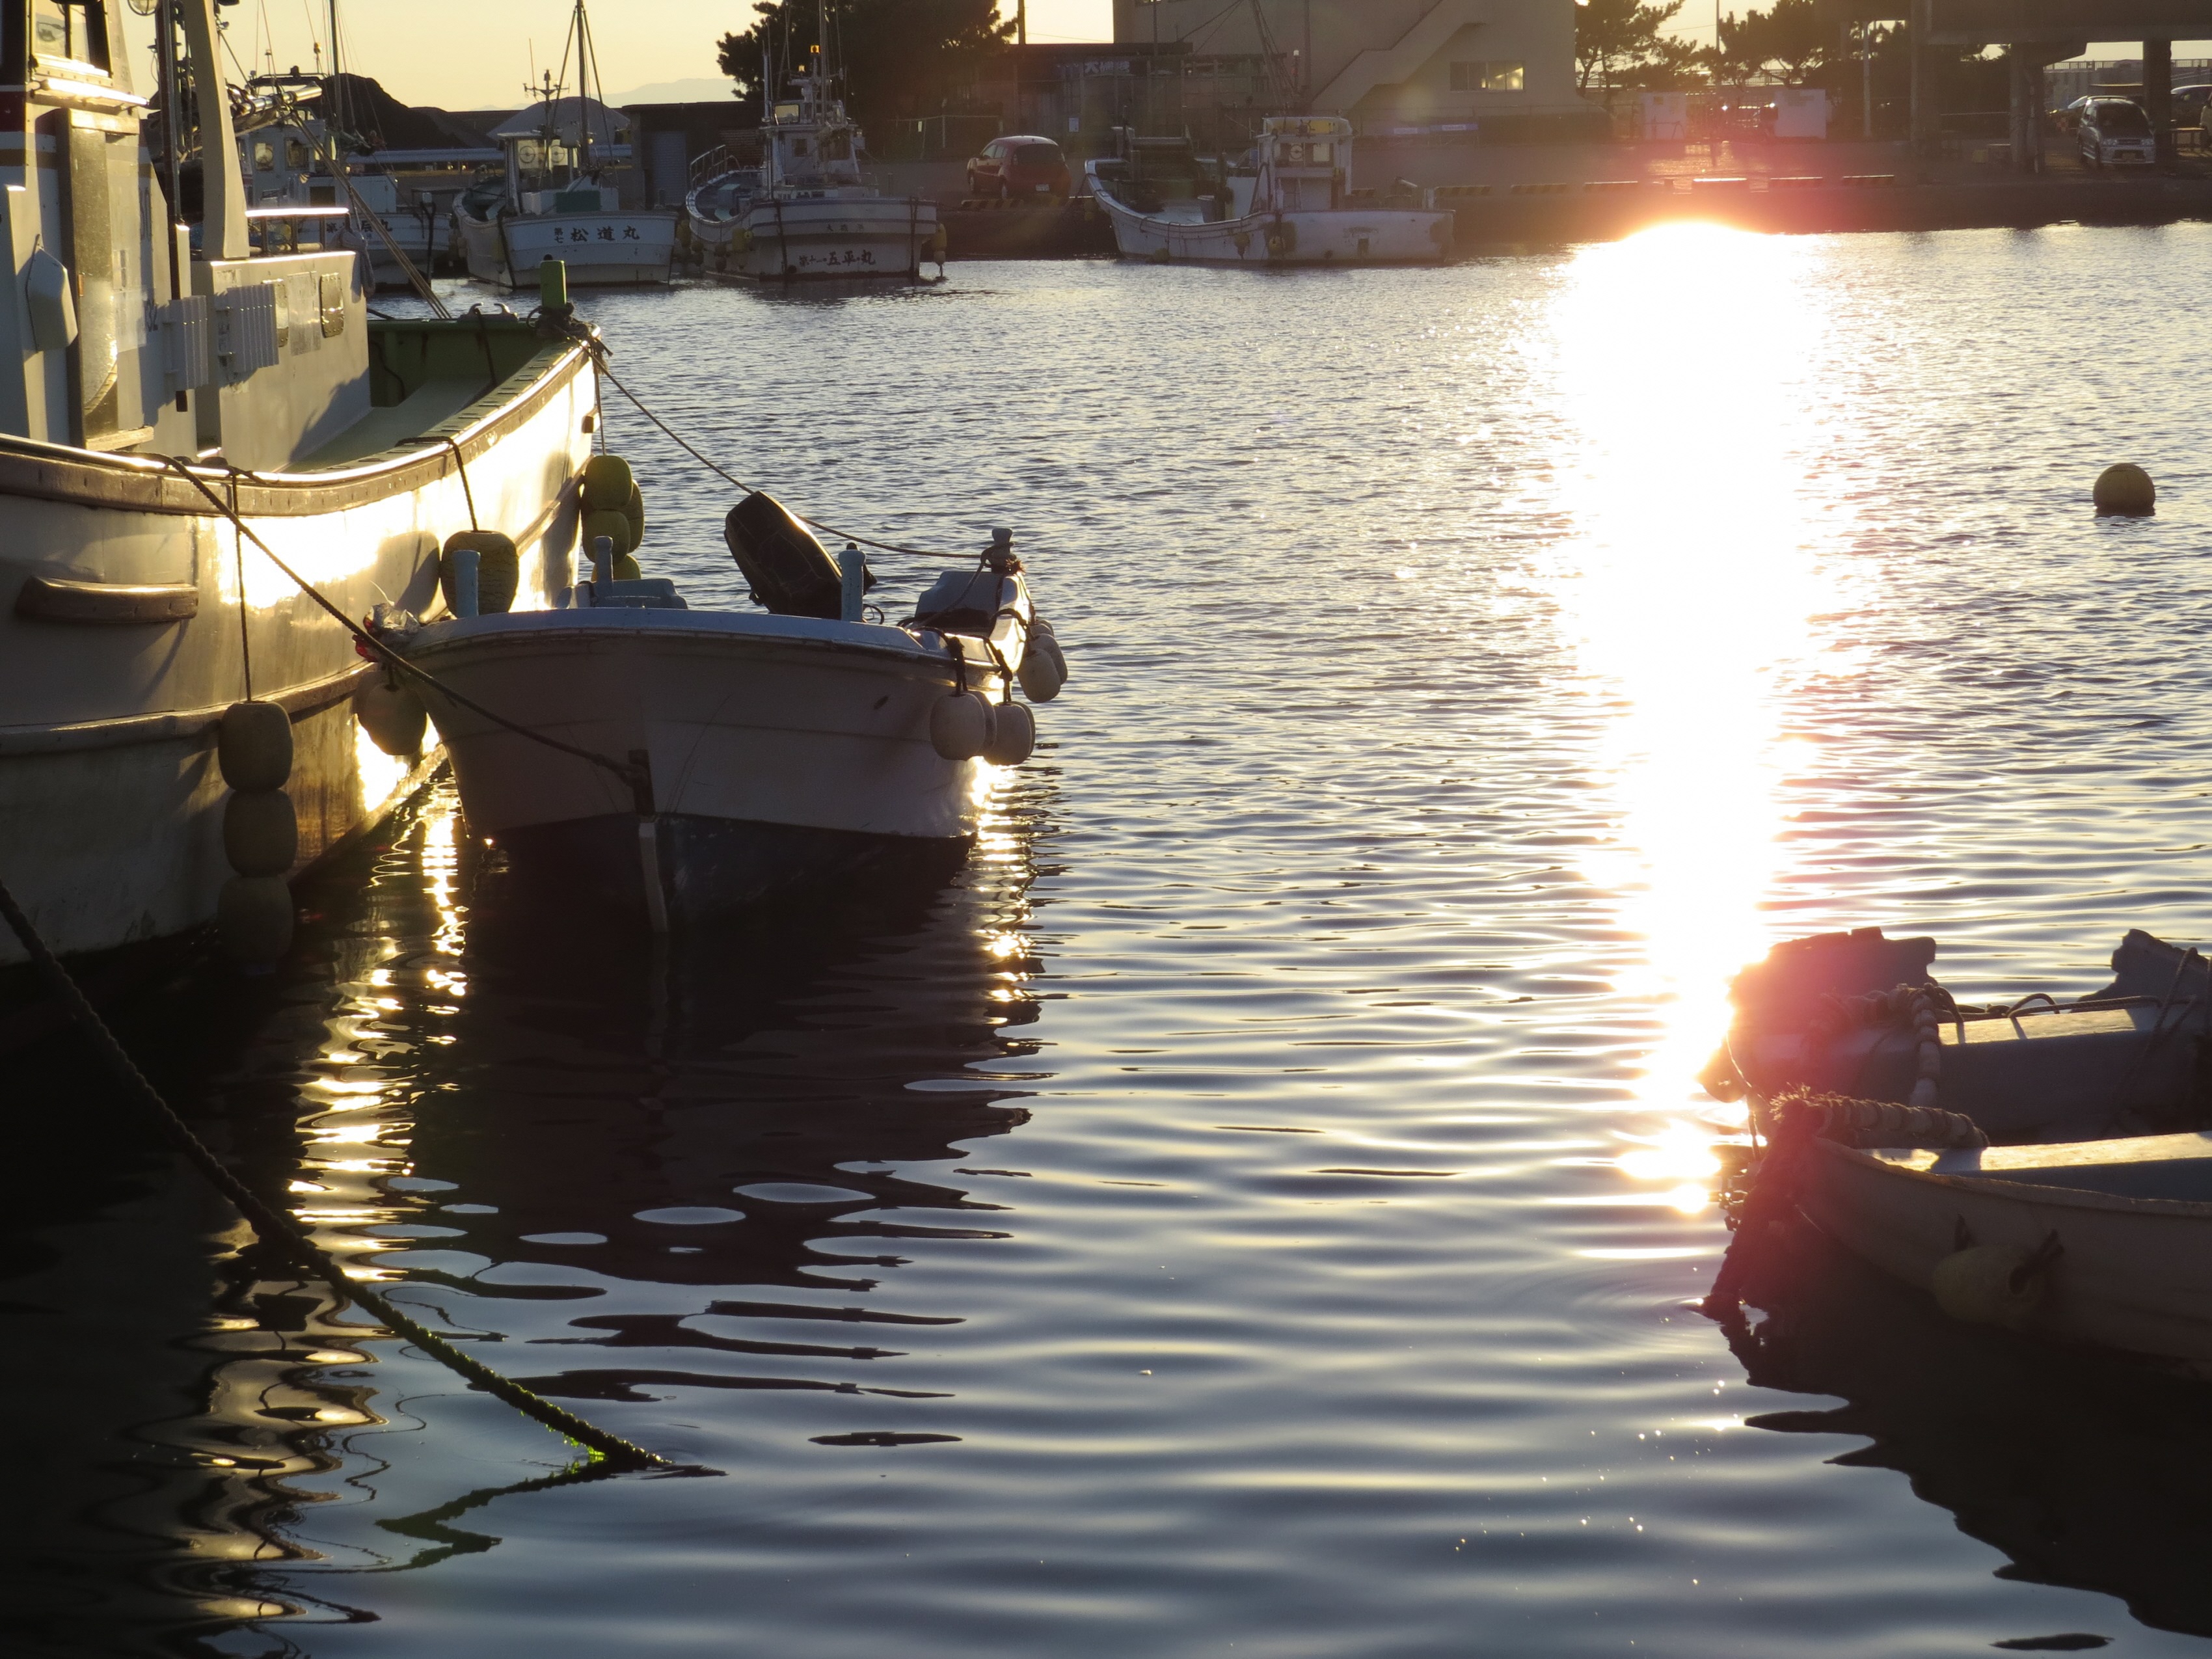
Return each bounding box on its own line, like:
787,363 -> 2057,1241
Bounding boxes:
1450,61 -> 1524,93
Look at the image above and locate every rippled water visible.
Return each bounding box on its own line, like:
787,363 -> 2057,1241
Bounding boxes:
15,225 -> 2212,1657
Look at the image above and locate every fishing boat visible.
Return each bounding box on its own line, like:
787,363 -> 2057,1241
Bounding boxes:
454,1 -> 677,289
679,144 -> 762,275
0,0 -> 597,970
1086,116 -> 1452,267
401,496 -> 1067,923
1702,925 -> 2212,1373
709,7 -> 941,283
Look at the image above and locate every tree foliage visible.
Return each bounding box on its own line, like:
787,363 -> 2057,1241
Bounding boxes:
1574,0 -> 1687,90
1715,0 -> 1835,87
716,0 -> 1012,128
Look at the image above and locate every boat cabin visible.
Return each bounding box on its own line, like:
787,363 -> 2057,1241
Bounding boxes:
489,96 -> 630,215
1234,115 -> 1352,216
1090,129 -> 1215,216
760,72 -> 867,198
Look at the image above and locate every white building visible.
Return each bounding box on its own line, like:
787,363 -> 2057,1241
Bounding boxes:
1109,0 -> 1591,130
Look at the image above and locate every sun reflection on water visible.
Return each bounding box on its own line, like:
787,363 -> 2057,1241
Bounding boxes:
1546,226 -> 1845,1199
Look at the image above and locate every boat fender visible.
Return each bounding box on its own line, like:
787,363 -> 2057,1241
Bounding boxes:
1017,634 -> 1064,703
2093,463 -> 2155,517
353,673 -> 428,757
582,507 -> 636,559
217,874 -> 295,967
442,532 -> 519,615
580,453 -> 634,512
1929,1238 -> 2059,1330
625,478 -> 646,551
1036,617 -> 1070,685
984,699 -> 1035,766
930,690 -> 995,761
223,789 -> 298,877
1266,223 -> 1295,257
217,700 -> 293,792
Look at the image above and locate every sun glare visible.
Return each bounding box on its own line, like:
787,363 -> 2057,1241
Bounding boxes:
1547,227 -> 1842,1193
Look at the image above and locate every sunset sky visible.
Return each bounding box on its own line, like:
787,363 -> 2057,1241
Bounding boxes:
176,1 -> 2169,115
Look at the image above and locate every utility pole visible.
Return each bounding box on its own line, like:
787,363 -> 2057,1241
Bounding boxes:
1017,0 -> 1026,47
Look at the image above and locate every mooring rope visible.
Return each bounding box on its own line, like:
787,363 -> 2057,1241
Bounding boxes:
0,872 -> 675,1470
161,459 -> 653,813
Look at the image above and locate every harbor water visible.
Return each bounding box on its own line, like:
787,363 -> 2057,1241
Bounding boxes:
15,224 -> 2212,1656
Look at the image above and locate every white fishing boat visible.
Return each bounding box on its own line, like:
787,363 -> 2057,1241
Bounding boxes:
455,2 -> 677,289
232,75 -> 444,290
1703,926 -> 2212,1373
403,496 -> 1067,921
714,8 -> 941,284
1086,116 -> 1452,267
0,0 -> 597,970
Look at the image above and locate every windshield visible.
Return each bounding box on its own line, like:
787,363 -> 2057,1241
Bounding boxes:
1015,144 -> 1062,165
2095,103 -> 2151,135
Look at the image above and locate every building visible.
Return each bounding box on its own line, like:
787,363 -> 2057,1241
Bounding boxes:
1107,0 -> 1591,133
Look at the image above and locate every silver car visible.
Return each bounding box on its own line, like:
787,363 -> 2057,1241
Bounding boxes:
2078,98 -> 2155,167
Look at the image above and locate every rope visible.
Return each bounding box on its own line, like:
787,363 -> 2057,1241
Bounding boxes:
401,435 -> 479,532
589,360 -> 952,560
161,459 -> 651,811
229,472 -> 253,699
0,872 -> 673,1470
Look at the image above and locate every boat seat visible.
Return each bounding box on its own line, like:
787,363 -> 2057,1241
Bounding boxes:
1888,1131 -> 2212,1204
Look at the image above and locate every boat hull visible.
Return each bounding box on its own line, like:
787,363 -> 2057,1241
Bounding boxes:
1802,1138 -> 2212,1374
1093,189 -> 1453,265
728,196 -> 939,281
459,209 -> 679,288
0,334 -> 596,964
407,609 -> 998,910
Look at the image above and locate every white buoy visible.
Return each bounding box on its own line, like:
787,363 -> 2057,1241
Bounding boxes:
930,690 -> 994,760
223,789 -> 298,876
217,873 -> 295,965
983,699 -> 1035,766
217,700 -> 293,792
353,675 -> 427,757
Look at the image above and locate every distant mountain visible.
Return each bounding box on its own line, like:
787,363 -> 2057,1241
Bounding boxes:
604,77 -> 740,106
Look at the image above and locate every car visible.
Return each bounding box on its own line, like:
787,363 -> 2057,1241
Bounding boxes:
2174,83 -> 2212,129
2077,96 -> 2155,167
966,135 -> 1072,200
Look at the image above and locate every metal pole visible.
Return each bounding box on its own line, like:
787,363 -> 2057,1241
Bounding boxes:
1861,21 -> 1872,140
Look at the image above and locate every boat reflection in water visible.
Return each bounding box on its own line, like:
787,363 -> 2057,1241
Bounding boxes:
0,772 -> 1046,1651
1714,1215 -> 2212,1641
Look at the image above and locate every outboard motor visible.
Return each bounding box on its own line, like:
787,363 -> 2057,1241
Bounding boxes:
724,491 -> 844,618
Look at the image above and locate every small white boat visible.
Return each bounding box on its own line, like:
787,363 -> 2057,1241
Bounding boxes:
403,495 -> 1066,921
455,3 -> 677,289
1705,926 -> 2212,1373
1086,116 -> 1452,267
714,38 -> 940,283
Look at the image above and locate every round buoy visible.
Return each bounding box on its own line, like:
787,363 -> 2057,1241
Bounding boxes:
1930,1243 -> 2047,1329
582,507 -> 636,559
353,675 -> 427,757
614,553 -> 642,582
1017,641 -> 1063,703
2094,463 -> 2156,517
443,530 -> 520,614
624,478 -> 646,551
223,789 -> 298,876
217,873 -> 294,966
217,700 -> 293,792
930,690 -> 994,761
580,453 -> 634,511
984,699 -> 1035,766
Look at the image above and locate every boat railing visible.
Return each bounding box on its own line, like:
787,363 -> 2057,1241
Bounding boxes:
688,145 -> 730,188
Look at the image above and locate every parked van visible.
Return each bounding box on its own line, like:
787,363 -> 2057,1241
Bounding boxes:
2078,98 -> 2155,167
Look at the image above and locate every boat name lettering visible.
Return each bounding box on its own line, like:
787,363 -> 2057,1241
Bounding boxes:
550,224 -> 644,243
